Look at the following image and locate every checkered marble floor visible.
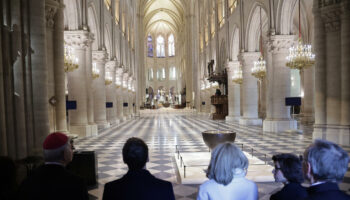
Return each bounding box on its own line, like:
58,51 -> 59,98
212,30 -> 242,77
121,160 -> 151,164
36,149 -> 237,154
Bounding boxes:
75,109 -> 350,200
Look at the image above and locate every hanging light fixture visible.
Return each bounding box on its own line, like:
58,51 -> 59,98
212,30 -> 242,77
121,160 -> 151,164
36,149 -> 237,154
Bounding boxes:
105,71 -> 113,85
251,6 -> 266,80
64,44 -> 79,72
92,62 -> 100,79
232,63 -> 243,84
286,0 -> 315,70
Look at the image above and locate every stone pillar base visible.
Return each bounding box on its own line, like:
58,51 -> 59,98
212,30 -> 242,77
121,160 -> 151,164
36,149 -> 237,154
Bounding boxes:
108,119 -> 119,126
300,114 -> 315,125
313,124 -> 350,145
96,121 -> 110,130
263,119 -> 297,132
226,115 -> 240,122
69,124 -> 98,138
239,118 -> 262,126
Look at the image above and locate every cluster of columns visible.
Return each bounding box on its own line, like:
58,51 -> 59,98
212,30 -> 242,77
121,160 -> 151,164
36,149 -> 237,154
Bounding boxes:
63,31 -> 136,137
221,35 -> 299,132
313,1 -> 350,145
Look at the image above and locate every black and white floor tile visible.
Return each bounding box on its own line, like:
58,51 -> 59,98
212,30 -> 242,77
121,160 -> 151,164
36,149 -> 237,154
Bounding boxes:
74,109 -> 350,200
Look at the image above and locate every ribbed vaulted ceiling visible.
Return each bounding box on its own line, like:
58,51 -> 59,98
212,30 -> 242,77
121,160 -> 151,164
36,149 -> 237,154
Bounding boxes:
143,0 -> 184,35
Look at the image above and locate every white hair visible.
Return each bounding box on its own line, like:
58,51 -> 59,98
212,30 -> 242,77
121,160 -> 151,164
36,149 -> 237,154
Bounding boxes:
306,139 -> 349,182
206,142 -> 248,185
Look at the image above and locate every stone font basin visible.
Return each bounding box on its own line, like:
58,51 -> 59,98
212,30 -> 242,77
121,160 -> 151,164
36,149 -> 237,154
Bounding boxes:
202,130 -> 236,150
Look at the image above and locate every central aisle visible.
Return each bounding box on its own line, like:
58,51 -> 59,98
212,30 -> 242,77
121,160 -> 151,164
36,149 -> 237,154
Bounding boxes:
74,108 -> 348,199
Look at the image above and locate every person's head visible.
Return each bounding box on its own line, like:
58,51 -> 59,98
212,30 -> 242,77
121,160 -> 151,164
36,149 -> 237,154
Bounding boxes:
272,153 -> 303,184
206,142 -> 248,186
43,132 -> 73,166
303,139 -> 349,183
122,137 -> 149,170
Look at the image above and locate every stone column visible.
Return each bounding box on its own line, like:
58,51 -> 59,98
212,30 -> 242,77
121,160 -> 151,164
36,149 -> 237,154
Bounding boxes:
263,35 -> 297,132
312,6 -> 327,139
300,67 -> 315,124
52,2 -> 67,133
92,50 -> 109,129
31,0 -> 50,150
86,40 -> 97,136
238,52 -> 262,125
64,30 -> 94,137
122,72 -> 130,119
115,67 -> 124,121
106,60 -> 119,125
45,0 -> 58,133
226,61 -> 241,122
340,2 -> 350,143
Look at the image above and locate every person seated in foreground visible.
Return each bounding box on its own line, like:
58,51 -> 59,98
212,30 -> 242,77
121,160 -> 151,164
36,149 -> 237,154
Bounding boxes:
270,153 -> 307,200
197,142 -> 258,200
302,139 -> 350,200
19,132 -> 88,200
102,137 -> 175,200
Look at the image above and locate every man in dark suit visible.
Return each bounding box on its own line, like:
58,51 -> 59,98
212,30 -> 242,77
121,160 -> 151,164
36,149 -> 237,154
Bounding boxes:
103,137 -> 175,200
270,153 -> 307,200
19,132 -> 89,200
302,139 -> 350,200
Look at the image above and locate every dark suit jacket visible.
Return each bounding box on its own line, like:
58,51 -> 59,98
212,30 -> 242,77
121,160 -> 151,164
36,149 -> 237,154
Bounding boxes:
303,182 -> 350,200
19,164 -> 88,200
270,182 -> 307,200
103,169 -> 175,200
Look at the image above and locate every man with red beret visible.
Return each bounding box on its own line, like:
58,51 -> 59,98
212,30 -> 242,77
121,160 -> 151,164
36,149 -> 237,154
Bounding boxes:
19,132 -> 89,200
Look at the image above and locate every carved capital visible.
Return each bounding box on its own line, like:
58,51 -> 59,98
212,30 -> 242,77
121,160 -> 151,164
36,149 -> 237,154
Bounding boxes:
105,60 -> 117,71
238,52 -> 260,65
45,0 -> 59,28
64,30 -> 94,49
92,50 -> 108,63
268,35 -> 295,54
225,61 -> 240,73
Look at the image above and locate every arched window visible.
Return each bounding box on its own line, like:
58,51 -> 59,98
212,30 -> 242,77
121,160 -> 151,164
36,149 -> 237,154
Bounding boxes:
168,34 -> 175,56
148,68 -> 153,81
147,35 -> 153,57
169,67 -> 176,80
156,36 -> 165,57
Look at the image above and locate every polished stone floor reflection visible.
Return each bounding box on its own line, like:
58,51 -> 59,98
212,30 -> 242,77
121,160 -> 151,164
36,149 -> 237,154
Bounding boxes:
75,108 -> 350,200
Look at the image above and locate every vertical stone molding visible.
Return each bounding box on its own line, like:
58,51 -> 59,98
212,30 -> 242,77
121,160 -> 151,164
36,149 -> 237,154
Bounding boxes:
85,40 -> 97,137
263,35 -> 297,132
225,61 -> 241,122
31,0 -> 50,152
106,60 -> 119,125
340,1 -> 350,143
92,50 -> 109,129
312,8 -> 327,140
45,0 -> 59,133
53,3 -> 68,133
64,30 -> 95,137
323,7 -> 342,126
238,52 -> 262,126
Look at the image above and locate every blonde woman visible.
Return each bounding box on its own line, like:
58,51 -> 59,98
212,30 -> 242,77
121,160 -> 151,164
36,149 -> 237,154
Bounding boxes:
197,142 -> 258,200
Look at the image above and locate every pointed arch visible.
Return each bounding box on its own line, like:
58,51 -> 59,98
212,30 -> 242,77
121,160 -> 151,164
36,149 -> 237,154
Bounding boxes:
245,3 -> 269,52
229,24 -> 240,61
87,3 -> 100,50
63,0 -> 81,30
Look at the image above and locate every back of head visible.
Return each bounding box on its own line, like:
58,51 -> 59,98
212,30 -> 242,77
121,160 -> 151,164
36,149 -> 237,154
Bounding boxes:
272,153 -> 303,183
122,137 -> 148,170
207,142 -> 248,186
306,139 -> 349,182
43,132 -> 70,163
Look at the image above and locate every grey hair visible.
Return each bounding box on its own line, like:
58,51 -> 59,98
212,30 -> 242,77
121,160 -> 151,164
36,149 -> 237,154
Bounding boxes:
206,142 -> 248,185
43,143 -> 68,162
306,139 -> 349,182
